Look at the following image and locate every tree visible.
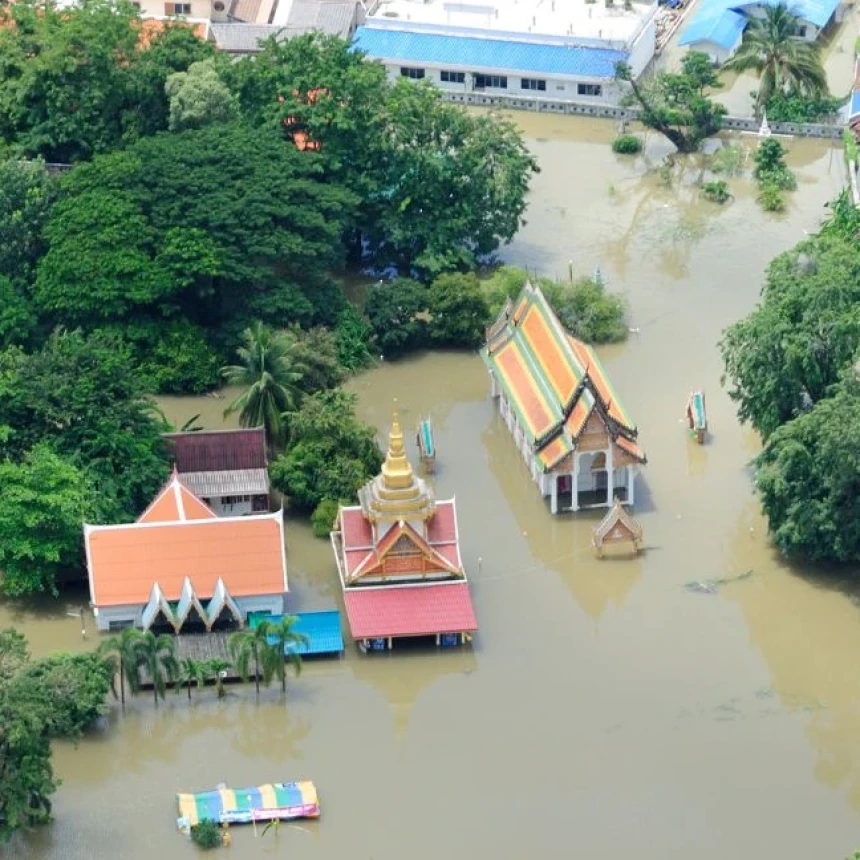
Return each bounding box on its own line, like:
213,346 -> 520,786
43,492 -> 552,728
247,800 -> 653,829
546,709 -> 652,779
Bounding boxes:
132,630 -> 178,707
0,0 -> 213,161
364,279 -> 428,357
228,625 -> 281,696
0,276 -> 37,351
204,658 -> 232,699
222,323 -> 308,443
0,329 -> 170,522
720,233 -> 860,439
175,657 -> 207,701
165,59 -> 235,131
99,627 -> 144,707
755,377 -> 860,562
270,389 -> 383,511
287,326 -> 345,394
333,305 -> 376,372
722,3 -> 828,117
262,616 -> 307,696
753,138 -> 797,190
427,273 -> 490,348
616,52 -> 727,153
310,498 -> 341,538
0,446 -> 96,596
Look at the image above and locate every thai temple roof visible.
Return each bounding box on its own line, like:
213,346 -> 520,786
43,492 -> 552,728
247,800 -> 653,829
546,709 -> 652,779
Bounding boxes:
481,282 -> 645,471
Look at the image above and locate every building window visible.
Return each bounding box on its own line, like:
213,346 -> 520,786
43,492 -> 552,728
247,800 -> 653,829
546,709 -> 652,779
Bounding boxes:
474,74 -> 507,90
521,78 -> 547,91
441,70 -> 466,84
400,67 -> 425,80
577,83 -> 603,97
165,2 -> 192,13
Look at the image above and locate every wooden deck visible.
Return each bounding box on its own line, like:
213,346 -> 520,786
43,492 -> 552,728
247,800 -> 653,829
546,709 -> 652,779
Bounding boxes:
140,631 -> 243,687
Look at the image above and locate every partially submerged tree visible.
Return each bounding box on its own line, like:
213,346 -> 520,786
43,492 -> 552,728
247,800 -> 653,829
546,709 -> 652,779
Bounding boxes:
262,616 -> 307,696
132,630 -> 178,707
99,628 -> 144,707
615,52 -> 727,153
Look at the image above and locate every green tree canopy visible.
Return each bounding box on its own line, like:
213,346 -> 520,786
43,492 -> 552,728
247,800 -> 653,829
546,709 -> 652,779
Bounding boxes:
720,234 -> 860,439
364,278 -> 428,357
270,389 -> 383,510
616,52 -> 727,153
427,272 -> 490,348
722,3 -> 828,117
165,59 -> 235,131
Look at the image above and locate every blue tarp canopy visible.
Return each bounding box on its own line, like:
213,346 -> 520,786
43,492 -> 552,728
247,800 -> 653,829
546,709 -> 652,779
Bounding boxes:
353,27 -> 628,79
249,610 -> 344,656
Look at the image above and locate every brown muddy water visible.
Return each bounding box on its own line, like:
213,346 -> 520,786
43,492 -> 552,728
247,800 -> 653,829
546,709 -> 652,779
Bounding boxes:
4,118 -> 859,860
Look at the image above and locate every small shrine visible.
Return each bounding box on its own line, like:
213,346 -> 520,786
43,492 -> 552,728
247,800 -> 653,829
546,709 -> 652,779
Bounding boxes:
330,402 -> 477,651
592,498 -> 643,557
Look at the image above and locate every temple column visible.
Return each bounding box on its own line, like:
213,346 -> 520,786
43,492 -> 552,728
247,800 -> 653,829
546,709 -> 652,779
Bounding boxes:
571,455 -> 579,512
627,465 -> 635,506
606,446 -> 614,506
551,475 -> 558,514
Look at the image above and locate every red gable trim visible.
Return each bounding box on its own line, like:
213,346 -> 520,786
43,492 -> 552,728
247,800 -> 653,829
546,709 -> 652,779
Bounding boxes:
349,521 -> 462,581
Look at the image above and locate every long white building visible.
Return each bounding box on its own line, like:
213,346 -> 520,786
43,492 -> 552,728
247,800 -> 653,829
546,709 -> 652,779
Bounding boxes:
354,0 -> 657,106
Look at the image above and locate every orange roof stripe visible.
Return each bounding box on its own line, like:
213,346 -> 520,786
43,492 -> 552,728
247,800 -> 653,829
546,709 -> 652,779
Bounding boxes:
564,389 -> 594,438
537,434 -> 571,469
494,341 -> 556,438
616,436 -> 646,462
567,335 -> 636,431
520,303 -> 578,403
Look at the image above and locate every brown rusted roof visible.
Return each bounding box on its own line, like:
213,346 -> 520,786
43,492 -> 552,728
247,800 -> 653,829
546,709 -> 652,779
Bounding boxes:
164,428 -> 268,472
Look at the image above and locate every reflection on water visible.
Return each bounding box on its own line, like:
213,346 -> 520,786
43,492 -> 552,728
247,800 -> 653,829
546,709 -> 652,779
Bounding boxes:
3,115 -> 860,860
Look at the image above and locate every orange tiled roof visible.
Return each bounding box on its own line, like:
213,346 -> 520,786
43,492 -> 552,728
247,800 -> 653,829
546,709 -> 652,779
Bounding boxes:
137,473 -> 218,523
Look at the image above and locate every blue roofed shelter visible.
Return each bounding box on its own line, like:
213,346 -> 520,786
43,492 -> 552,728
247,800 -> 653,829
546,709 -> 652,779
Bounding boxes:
679,0 -> 843,64
249,610 -> 345,657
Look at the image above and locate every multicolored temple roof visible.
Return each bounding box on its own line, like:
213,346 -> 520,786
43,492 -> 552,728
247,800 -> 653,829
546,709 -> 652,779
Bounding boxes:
482,283 -> 645,470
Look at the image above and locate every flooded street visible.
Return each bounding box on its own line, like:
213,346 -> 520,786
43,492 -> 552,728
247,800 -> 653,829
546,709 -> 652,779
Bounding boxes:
4,117 -> 860,860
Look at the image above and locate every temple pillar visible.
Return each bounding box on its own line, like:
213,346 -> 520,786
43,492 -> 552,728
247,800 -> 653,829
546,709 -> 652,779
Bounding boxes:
571,455 -> 579,512
627,465 -> 635,506
606,446 -> 614,506
551,475 -> 558,514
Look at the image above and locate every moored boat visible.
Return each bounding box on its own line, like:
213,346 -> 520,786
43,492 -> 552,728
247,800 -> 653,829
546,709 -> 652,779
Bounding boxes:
686,390 -> 707,444
416,417 -> 436,472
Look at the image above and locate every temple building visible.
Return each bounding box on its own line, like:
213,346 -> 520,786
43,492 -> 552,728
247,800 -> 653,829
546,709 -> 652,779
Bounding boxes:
330,405 -> 478,651
85,472 -> 287,632
481,282 -> 646,514
163,427 -> 270,516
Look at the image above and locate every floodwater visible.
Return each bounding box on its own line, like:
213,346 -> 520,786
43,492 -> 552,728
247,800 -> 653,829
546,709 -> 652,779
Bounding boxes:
3,118 -> 860,860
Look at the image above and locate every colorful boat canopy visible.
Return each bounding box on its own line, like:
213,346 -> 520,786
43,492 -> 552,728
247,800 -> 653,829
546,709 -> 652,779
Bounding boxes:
177,781 -> 319,828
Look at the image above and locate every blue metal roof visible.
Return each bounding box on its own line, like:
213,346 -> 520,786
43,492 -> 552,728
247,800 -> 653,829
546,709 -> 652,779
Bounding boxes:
680,0 -> 839,51
851,88 -> 860,118
353,27 -> 628,79
249,610 -> 344,656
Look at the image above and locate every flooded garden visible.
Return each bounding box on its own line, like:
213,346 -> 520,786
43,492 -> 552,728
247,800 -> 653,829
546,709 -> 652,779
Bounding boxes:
3,115 -> 860,860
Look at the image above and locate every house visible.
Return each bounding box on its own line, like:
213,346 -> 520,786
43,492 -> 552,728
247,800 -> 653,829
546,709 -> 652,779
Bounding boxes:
330,404 -> 478,651
85,473 -> 288,632
163,427 -> 270,516
679,0 -> 843,64
353,0 -> 657,107
481,282 -> 646,514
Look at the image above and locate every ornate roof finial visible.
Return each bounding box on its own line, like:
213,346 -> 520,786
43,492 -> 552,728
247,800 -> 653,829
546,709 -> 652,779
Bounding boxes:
381,399 -> 414,491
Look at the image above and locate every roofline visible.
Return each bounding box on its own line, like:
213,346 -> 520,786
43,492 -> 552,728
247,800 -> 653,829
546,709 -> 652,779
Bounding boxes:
163,426 -> 266,438
84,522 -> 97,607
84,509 -> 284,533
277,508 -> 289,593
341,571 -> 470,590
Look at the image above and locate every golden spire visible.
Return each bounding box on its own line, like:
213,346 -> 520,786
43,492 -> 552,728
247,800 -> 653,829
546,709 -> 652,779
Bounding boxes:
381,400 -> 414,491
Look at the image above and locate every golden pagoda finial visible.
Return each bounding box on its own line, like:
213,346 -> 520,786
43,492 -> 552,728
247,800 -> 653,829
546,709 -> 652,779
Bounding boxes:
381,399 -> 414,491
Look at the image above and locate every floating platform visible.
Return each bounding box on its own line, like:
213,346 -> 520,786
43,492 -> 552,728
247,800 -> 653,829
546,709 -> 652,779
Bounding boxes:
416,417 -> 436,472
686,390 -> 707,444
177,781 -> 319,829
248,610 -> 344,656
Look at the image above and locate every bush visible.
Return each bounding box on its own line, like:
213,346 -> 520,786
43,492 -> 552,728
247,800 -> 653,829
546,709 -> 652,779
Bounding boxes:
427,272 -> 490,348
311,498 -> 340,538
190,820 -> 222,849
612,134 -> 643,155
701,180 -> 730,203
364,278 -> 428,357
757,183 -> 785,212
334,304 -> 376,372
710,143 -> 747,177
754,139 -> 796,190
765,91 -> 843,123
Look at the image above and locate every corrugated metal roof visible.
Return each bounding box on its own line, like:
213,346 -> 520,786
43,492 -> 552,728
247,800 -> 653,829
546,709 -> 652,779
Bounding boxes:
250,610 -> 344,655
209,23 -> 286,51
181,468 -> 270,498
165,428 -> 268,471
680,0 -> 839,51
285,0 -> 358,38
353,27 -> 628,78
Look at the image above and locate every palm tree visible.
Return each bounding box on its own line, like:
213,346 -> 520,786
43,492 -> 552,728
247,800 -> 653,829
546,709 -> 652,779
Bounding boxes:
228,625 -> 280,696
99,627 -> 144,708
721,4 -> 828,116
133,631 -> 179,707
262,616 -> 308,697
205,659 -> 232,699
221,323 -> 307,444
175,657 -> 207,701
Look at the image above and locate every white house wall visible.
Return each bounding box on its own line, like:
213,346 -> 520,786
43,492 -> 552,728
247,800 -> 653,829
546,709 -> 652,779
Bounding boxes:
626,15 -> 656,77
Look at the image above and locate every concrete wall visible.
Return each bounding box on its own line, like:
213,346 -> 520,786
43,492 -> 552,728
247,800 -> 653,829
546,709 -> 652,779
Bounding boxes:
136,0 -> 217,20
627,15 -> 657,78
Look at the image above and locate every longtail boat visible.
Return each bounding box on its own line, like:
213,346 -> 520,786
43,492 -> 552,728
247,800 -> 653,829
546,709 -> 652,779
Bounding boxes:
416,417 -> 436,472
686,390 -> 707,444
176,781 -> 319,831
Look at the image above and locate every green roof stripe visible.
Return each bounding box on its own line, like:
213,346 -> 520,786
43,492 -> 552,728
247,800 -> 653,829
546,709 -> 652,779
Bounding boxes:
583,345 -> 636,429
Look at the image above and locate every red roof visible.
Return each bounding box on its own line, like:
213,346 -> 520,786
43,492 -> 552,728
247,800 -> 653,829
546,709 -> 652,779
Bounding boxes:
137,474 -> 217,523
164,428 -> 268,472
341,507 -> 373,550
342,583 -> 477,639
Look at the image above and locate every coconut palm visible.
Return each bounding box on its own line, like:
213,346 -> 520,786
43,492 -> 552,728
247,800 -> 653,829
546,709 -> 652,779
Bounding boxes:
721,4 -> 828,116
99,627 -> 144,708
221,323 -> 307,444
205,658 -> 232,699
175,657 -> 207,701
228,624 -> 280,696
262,616 -> 309,697
133,630 -> 179,707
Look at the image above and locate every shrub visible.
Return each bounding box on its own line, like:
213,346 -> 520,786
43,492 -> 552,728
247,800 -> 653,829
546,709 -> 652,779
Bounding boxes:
710,143 -> 747,177
311,498 -> 341,538
334,304 -> 376,372
612,134 -> 642,155
754,139 -> 796,189
190,820 -> 222,849
757,183 -> 785,212
427,272 -> 490,348
364,278 -> 428,357
765,91 -> 843,123
843,129 -> 859,167
701,180 -> 730,203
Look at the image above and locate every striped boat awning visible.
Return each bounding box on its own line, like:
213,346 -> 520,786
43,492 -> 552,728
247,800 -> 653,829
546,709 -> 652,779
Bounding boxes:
176,781 -> 319,827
